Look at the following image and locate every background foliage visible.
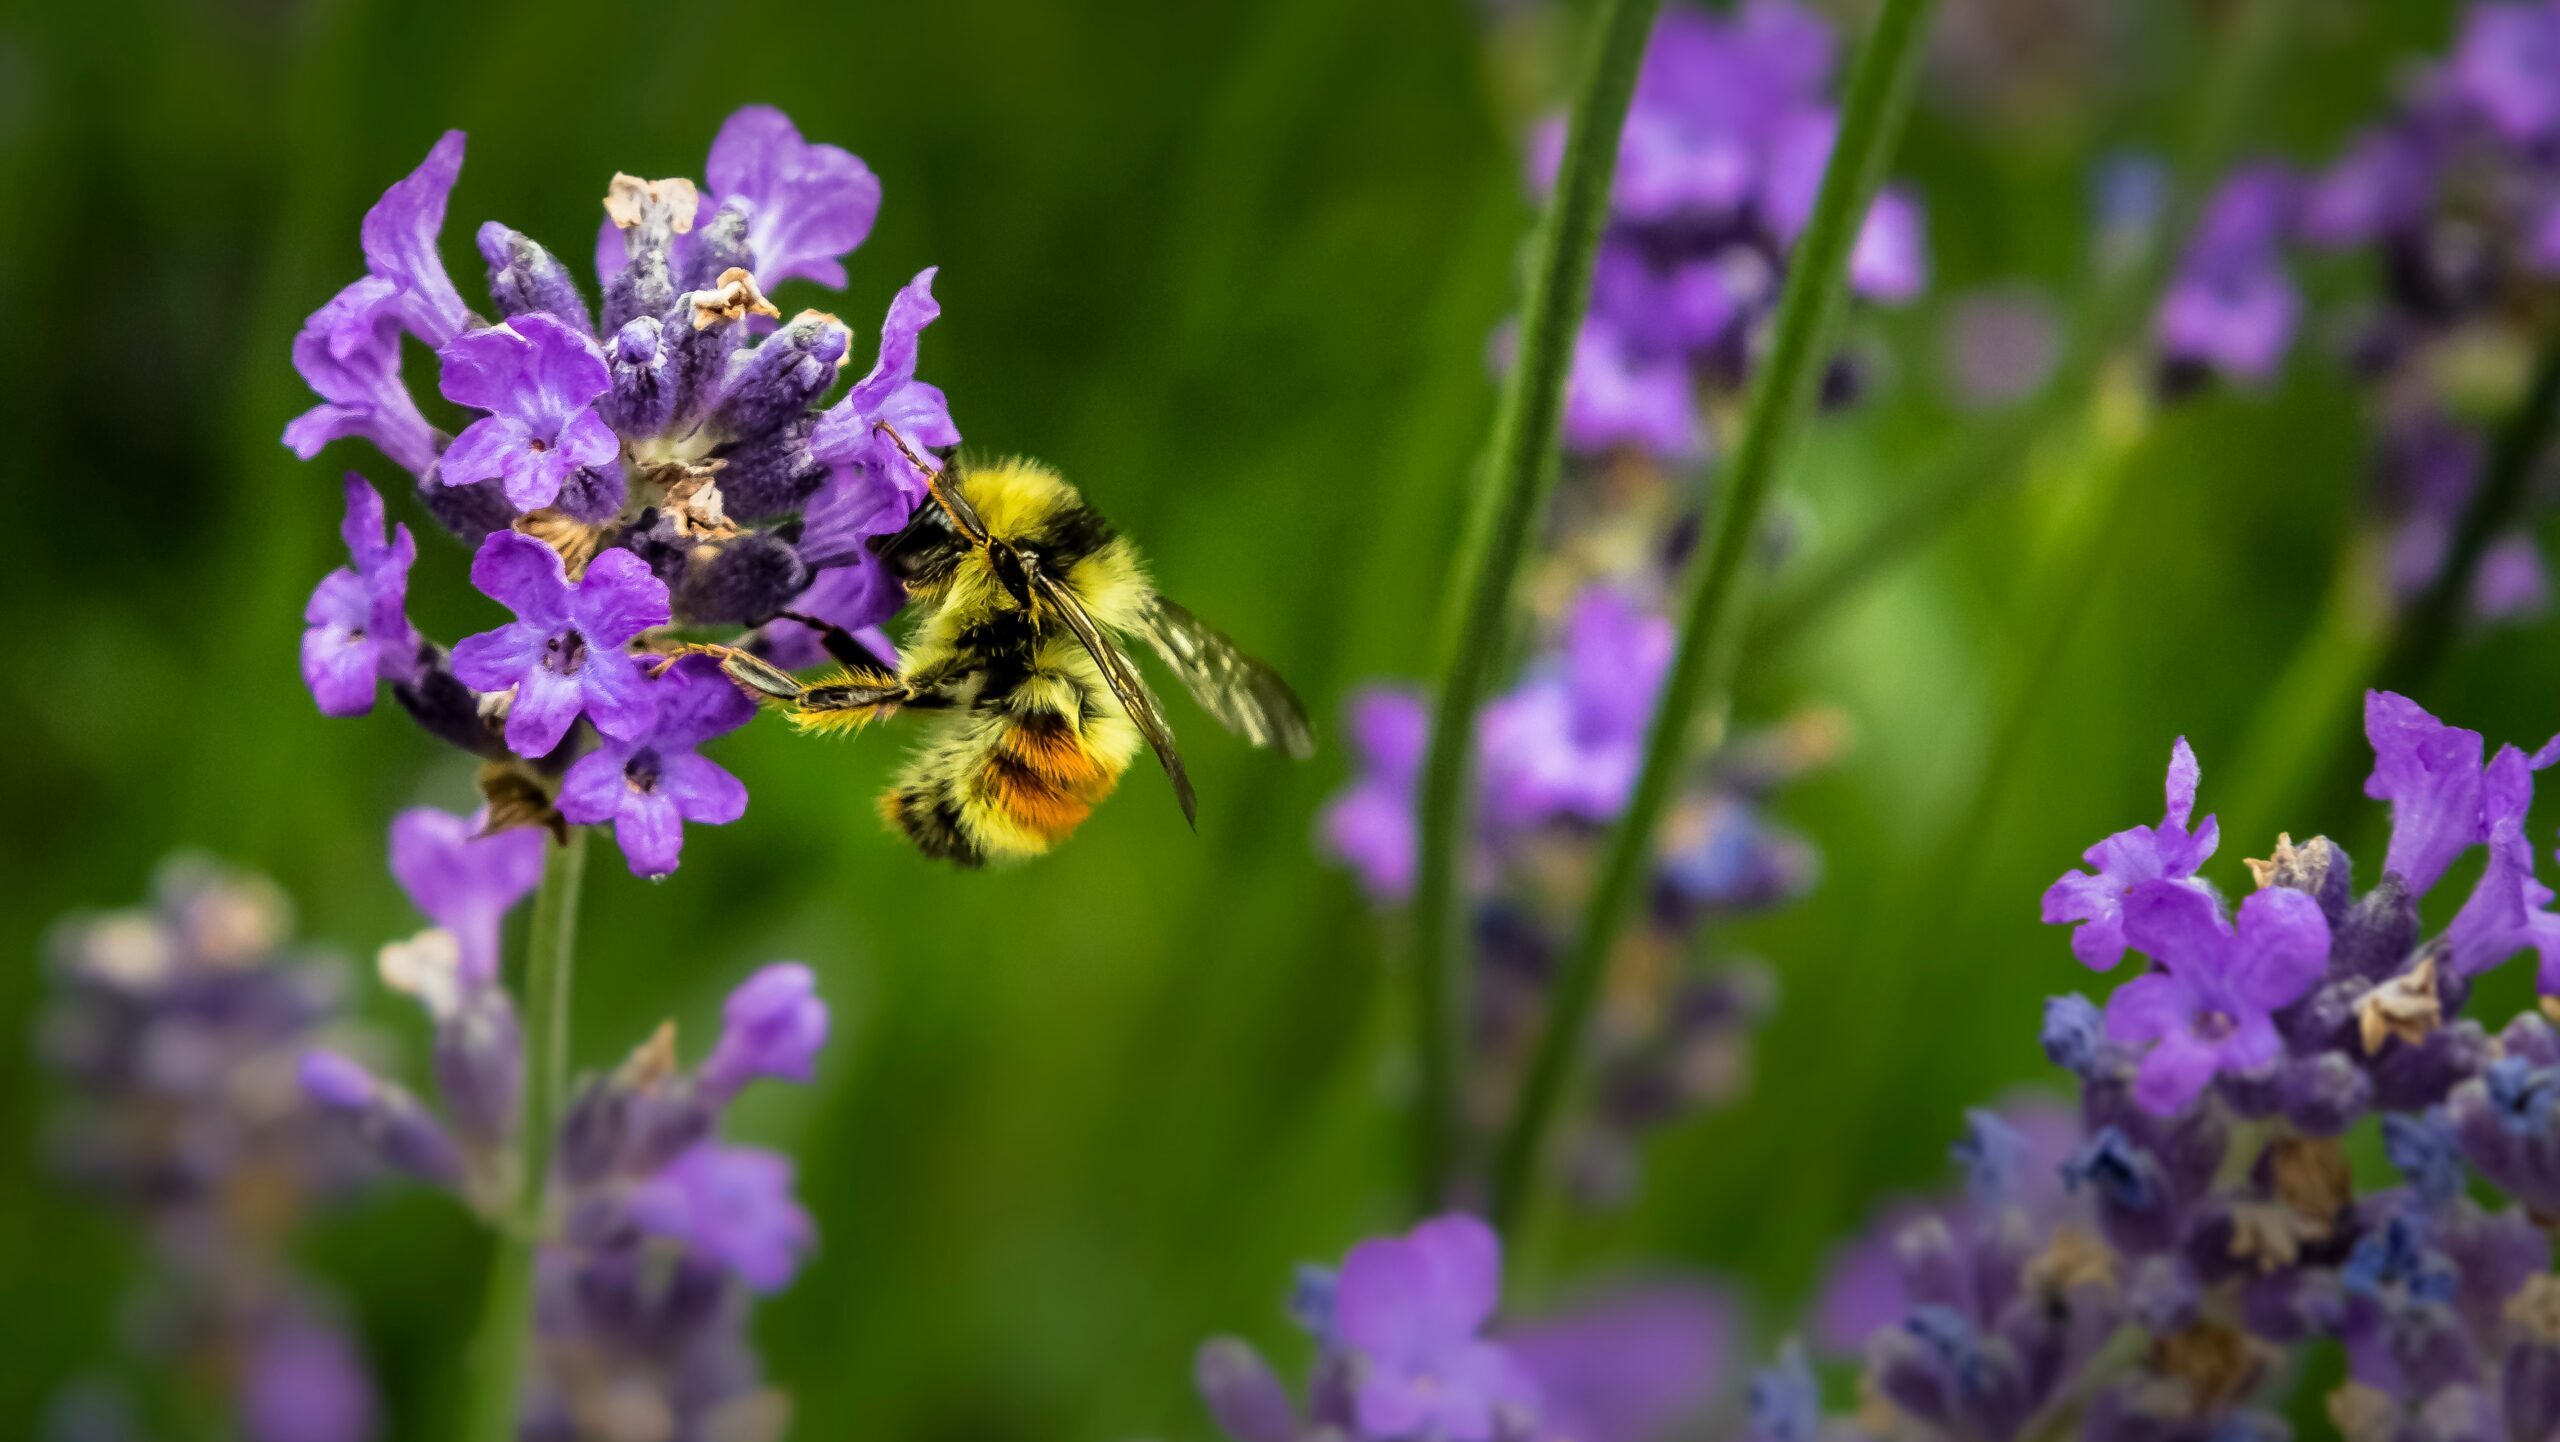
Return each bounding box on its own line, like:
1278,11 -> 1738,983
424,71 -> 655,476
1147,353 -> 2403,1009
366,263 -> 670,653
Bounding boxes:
2,0 -> 2543,1437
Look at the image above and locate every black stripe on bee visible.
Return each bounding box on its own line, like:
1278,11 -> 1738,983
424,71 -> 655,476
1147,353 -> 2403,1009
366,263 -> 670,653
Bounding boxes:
1025,503 -> 1117,571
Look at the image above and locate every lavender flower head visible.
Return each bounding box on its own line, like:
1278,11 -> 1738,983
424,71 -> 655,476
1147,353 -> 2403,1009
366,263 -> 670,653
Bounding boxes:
284,106 -> 959,877
2040,736 -> 2221,972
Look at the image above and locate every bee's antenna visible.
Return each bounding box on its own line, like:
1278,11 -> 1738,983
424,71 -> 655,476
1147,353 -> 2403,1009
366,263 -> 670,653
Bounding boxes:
874,420 -> 939,484
876,420 -> 988,544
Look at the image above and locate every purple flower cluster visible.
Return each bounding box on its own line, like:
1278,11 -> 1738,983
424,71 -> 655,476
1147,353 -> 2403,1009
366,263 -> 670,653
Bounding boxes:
38,860 -> 379,1442
285,106 -> 958,876
2153,0 -> 2560,621
1320,589 -> 1824,1204
299,807 -> 829,1438
1534,0 -> 1928,462
1195,1214 -> 1732,1442
1750,692 -> 2560,1439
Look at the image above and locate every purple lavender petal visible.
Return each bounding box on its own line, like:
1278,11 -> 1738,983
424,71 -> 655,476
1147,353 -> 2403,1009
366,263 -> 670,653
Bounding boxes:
2449,0 -> 2560,144
359,130 -> 470,346
387,808 -> 544,986
241,1321 -> 377,1442
701,962 -> 830,1097
566,548 -> 674,647
704,105 -> 882,289
2365,689 -> 2489,896
283,277 -> 442,476
625,1143 -> 817,1292
1505,1282 -> 1734,1442
465,530 -> 571,626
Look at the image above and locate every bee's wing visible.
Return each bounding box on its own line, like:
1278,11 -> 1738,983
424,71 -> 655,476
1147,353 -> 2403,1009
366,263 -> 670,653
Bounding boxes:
1136,598 -> 1315,759
1031,570 -> 1198,828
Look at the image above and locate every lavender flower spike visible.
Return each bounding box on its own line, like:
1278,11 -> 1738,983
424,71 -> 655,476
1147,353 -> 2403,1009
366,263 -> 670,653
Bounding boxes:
386,808 -> 544,986
2104,880 -> 2330,1114
556,655 -> 753,878
449,532 -> 669,757
1333,1214 -> 1540,1441
2041,737 -> 2220,970
301,475 -> 418,717
699,962 -> 831,1101
435,315 -> 619,513
1317,688 -> 1429,900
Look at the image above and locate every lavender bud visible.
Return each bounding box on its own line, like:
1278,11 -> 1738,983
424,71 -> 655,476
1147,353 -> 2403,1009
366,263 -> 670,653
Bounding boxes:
298,1049 -> 378,1111
2383,1111 -> 2465,1205
700,963 -> 830,1103
602,316 -> 677,437
603,246 -> 676,342
1194,1340 -> 1298,1442
665,306 -> 742,432
2281,1050 -> 2373,1135
431,992 -> 522,1149
684,199 -> 754,293
390,647 -> 508,762
2334,875 -> 2420,982
713,311 -> 852,441
2041,994 -> 2110,1078
412,469 -> 513,545
476,222 -> 593,335
672,534 -> 810,627
2065,1127 -> 2178,1255
554,462 -> 628,526
711,417 -> 826,521
2504,1012 -> 2560,1068
2371,1019 -> 2492,1111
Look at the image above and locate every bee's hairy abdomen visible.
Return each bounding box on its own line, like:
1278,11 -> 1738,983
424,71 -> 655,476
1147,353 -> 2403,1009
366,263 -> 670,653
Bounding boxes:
878,644 -> 1140,866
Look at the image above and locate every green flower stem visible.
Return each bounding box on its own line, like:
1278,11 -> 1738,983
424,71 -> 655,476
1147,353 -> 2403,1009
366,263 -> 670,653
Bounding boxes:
461,823 -> 588,1442
1487,0 -> 1944,1236
1405,0 -> 1664,1213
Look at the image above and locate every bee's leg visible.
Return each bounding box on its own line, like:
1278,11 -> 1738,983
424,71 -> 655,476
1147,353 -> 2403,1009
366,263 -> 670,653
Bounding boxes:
773,611 -> 897,674
655,643 -> 810,703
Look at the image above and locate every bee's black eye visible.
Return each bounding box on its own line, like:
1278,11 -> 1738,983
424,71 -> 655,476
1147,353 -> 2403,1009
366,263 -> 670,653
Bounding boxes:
870,503 -> 962,582
988,544 -> 1034,605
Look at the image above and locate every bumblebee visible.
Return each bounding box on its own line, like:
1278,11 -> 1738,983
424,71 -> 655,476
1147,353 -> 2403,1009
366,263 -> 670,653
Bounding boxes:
682,424 -> 1313,866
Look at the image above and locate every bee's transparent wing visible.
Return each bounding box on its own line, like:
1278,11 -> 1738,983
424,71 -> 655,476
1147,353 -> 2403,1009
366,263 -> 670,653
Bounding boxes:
1136,598 -> 1315,759
1032,570 -> 1197,828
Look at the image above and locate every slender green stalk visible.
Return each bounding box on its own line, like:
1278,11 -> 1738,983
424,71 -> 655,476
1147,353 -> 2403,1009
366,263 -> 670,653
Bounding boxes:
1488,0 -> 1944,1234
1404,0 -> 1664,1213
461,824 -> 588,1442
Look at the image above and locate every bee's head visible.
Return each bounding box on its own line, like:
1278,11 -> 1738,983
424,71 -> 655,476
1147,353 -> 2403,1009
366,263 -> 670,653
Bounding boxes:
868,499 -> 967,591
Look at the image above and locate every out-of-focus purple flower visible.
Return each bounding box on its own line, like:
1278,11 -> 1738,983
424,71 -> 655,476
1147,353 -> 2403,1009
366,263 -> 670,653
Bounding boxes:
2093,151 -> 2170,276
2041,737 -> 2221,971
386,807 -> 544,987
1319,688 -> 1430,900
1742,1342 -> 1821,1442
625,1143 -> 816,1293
449,533 -> 668,757
2448,0 -> 2560,145
2103,882 -> 2331,1115
2299,128 -> 2436,249
555,655 -> 752,878
1504,1282 -> 1733,1442
1851,187 -> 1929,303
1558,319 -> 1704,460
301,476 -> 418,717
2154,166 -> 2301,382
1481,587 -> 1673,829
434,315 -> 619,513
700,962 -> 830,1100
242,1320 -> 377,1442
282,279 -> 443,477
1333,1214 -> 1539,1441
705,105 -> 883,289
1940,287 -> 2063,409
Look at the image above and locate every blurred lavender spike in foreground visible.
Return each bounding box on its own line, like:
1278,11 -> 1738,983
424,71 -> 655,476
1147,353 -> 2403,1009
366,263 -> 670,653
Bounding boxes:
291,809 -> 828,1438
1196,1213 -> 1732,1442
39,857 -> 380,1442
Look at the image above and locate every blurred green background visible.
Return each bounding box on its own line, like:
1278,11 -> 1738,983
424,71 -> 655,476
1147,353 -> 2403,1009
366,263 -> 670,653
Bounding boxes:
3,0 -> 2550,1437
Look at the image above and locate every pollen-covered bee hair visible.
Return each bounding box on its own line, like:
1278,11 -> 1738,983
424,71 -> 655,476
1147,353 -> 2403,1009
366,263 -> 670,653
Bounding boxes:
673,423 -> 1314,866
